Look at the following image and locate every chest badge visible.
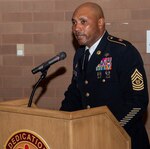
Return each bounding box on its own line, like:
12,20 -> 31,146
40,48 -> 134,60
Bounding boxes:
96,57 -> 112,80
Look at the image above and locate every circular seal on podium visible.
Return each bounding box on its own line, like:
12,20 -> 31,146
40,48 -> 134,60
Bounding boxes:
4,129 -> 50,149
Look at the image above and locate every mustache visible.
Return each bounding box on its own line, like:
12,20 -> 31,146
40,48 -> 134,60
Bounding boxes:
74,31 -> 85,36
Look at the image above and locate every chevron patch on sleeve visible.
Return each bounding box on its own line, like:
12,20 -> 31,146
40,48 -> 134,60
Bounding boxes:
131,69 -> 144,91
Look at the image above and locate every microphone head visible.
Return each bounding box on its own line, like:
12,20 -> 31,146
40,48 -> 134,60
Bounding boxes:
59,51 -> 67,60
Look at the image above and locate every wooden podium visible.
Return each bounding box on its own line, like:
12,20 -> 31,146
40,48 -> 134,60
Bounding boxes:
0,99 -> 131,149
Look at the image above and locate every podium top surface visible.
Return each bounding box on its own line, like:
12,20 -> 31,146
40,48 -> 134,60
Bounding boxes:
0,99 -> 114,120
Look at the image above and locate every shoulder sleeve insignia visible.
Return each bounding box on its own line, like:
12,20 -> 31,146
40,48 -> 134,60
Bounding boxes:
131,69 -> 144,91
107,36 -> 126,46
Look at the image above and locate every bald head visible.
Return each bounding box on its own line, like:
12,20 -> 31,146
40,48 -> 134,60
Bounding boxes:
73,2 -> 104,20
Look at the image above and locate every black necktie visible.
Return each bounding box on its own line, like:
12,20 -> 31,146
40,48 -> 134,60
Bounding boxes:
83,49 -> 90,72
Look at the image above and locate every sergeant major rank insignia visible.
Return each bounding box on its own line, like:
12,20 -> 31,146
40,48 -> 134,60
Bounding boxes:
131,69 -> 144,91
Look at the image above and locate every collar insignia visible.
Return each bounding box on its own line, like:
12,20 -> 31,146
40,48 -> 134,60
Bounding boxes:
97,50 -> 101,55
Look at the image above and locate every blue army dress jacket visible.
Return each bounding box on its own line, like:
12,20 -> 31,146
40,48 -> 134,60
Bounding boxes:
60,31 -> 149,149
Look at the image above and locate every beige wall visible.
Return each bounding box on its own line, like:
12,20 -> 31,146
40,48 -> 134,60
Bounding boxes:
0,0 -> 149,138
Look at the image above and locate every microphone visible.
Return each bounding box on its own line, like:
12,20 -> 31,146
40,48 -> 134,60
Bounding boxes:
31,51 -> 67,74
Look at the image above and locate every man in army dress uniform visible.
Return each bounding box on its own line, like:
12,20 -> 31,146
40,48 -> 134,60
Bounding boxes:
60,2 -> 149,149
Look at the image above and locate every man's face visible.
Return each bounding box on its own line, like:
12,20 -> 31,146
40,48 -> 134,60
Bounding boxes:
72,7 -> 102,47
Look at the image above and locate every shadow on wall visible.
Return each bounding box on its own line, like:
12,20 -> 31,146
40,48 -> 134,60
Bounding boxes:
30,34 -> 78,107
30,67 -> 66,105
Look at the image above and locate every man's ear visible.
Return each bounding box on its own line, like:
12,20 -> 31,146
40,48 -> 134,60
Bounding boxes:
98,18 -> 105,29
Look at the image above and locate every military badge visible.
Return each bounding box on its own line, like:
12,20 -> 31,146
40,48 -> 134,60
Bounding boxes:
105,70 -> 111,78
96,64 -> 101,71
98,57 -> 112,71
96,57 -> 112,79
97,71 -> 102,79
131,69 -> 144,91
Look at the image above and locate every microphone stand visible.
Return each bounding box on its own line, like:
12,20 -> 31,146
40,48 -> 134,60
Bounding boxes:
28,69 -> 48,107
